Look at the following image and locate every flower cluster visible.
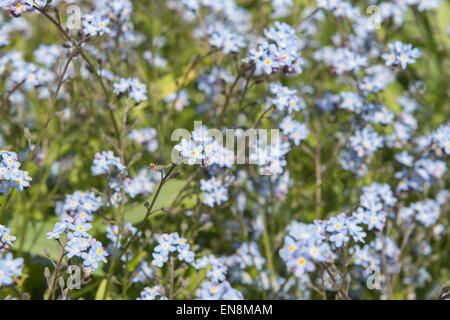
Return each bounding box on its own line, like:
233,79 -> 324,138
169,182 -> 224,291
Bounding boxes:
416,122 -> 450,157
113,77 -> 148,103
3,0 -> 30,17
151,232 -> 195,267
0,150 -> 32,195
128,128 -> 159,153
269,0 -> 294,18
318,47 -> 368,75
164,90 -> 190,111
196,280 -> 243,300
396,158 -> 447,192
280,182 -> 397,278
399,198 -> 443,227
268,83 -> 306,114
225,242 -> 266,272
58,190 -> 103,222
339,127 -> 383,176
0,252 -> 23,286
382,41 -> 422,69
91,150 -> 126,176
82,12 -> 111,36
143,50 -> 167,69
247,136 -> 291,176
194,255 -> 243,300
131,261 -> 154,283
33,44 -> 62,67
428,123 -> 450,155
106,222 -> 138,252
0,149 -> 29,287
208,23 -> 245,55
349,127 -> 384,158
358,65 -> 395,95
244,21 -> 305,76
123,168 -> 159,198
0,0 -> 448,302
135,232 -> 243,300
47,214 -> 108,274
137,285 -> 167,300
318,0 -> 361,19
197,67 -> 233,100
200,177 -> 229,207
0,225 -> 16,252
173,126 -> 235,167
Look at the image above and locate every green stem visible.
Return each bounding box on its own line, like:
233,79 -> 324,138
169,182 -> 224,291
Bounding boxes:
261,209 -> 276,290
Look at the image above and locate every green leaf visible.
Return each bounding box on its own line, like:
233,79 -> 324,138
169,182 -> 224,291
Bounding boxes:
71,279 -> 102,300
124,179 -> 197,224
95,279 -> 108,300
15,218 -> 61,260
127,251 -> 146,272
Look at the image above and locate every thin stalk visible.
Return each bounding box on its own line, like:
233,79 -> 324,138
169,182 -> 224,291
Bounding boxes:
321,263 -> 351,300
314,122 -> 322,219
32,5 -> 120,139
260,209 -> 276,291
49,240 -> 67,300
103,164 -> 177,298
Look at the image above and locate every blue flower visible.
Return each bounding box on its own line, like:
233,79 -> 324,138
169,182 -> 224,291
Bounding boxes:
151,252 -> 168,267
177,244 -> 195,263
82,15 -> 111,36
329,231 -> 350,248
347,220 -> 366,243
382,41 -> 421,69
137,286 -> 164,300
71,219 -> 92,237
0,259 -> 13,286
0,227 -> 16,246
365,211 -> 386,231
90,241 -> 108,263
91,151 -> 126,176
154,235 -> 177,257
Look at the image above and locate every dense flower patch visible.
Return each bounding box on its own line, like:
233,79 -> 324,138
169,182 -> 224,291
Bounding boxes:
0,0 -> 448,300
